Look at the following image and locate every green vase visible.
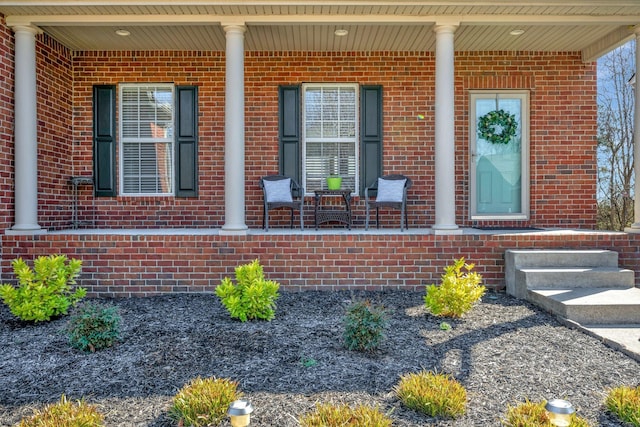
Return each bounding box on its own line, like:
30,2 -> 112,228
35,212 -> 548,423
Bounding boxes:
326,176 -> 342,190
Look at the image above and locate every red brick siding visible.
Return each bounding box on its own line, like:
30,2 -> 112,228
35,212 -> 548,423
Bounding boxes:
37,34 -> 73,230
2,232 -> 637,296
0,18 -> 13,231
69,50 -> 596,230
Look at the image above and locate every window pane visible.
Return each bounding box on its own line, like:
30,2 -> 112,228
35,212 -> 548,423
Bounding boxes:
122,142 -> 173,194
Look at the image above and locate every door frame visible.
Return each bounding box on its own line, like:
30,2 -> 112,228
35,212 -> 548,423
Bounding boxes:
469,90 -> 530,221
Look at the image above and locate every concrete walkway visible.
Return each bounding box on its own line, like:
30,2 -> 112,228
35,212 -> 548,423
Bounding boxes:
576,323 -> 640,362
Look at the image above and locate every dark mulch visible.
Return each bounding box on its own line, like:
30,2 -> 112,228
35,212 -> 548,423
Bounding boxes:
0,290 -> 638,426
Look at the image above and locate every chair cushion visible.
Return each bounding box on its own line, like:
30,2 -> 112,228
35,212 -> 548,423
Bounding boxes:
264,178 -> 293,203
376,178 -> 406,203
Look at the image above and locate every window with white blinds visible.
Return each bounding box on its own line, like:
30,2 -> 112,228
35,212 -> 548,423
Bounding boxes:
119,84 -> 174,195
302,84 -> 358,194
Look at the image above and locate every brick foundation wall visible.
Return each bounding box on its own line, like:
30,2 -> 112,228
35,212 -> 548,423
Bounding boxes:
1,231 -> 637,297
70,50 -> 596,230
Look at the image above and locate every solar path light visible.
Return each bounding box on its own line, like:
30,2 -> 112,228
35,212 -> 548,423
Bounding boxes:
545,399 -> 575,427
228,399 -> 253,427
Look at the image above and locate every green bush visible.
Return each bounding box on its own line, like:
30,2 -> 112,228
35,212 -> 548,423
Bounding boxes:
503,400 -> 591,427
169,377 -> 241,427
0,255 -> 86,322
606,385 -> 640,426
395,370 -> 466,418
424,257 -> 485,318
64,303 -> 122,352
300,403 -> 392,427
215,259 -> 279,321
17,395 -> 104,427
343,300 -> 388,352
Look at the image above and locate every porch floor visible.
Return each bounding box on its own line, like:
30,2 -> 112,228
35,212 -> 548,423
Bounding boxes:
48,226 -> 626,237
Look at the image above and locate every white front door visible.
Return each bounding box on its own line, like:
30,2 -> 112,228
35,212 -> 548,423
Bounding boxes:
470,92 -> 529,220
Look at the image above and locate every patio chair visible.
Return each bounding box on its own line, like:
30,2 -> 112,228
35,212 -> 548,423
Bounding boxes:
259,175 -> 304,231
364,174 -> 412,231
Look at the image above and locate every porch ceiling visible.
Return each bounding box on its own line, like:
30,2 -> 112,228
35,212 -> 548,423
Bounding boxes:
1,1 -> 639,61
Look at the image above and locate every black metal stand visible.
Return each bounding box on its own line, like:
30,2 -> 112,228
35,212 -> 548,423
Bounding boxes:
70,176 -> 94,229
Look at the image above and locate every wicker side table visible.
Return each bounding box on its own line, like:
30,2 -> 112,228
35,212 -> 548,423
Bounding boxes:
314,189 -> 352,229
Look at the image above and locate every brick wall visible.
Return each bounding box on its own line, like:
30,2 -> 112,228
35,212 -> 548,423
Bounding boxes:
1,231 -> 637,296
37,34 -> 73,229
0,19 -> 14,231
70,50 -> 596,230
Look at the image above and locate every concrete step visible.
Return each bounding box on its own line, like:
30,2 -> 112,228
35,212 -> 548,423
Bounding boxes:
528,287 -> 640,324
516,267 -> 635,289
506,249 -> 619,268
505,249 -> 620,298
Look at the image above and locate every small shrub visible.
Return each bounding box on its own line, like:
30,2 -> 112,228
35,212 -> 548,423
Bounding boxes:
343,300 -> 388,352
424,257 -> 486,318
215,259 -> 279,321
0,255 -> 86,322
395,370 -> 466,418
17,395 -> 104,427
169,377 -> 241,427
439,321 -> 452,331
503,400 -> 591,427
606,385 -> 640,426
64,303 -> 122,352
300,403 -> 393,427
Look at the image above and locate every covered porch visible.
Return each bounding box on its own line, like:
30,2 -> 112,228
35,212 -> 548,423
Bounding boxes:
1,2 -> 640,295
1,2 -> 639,237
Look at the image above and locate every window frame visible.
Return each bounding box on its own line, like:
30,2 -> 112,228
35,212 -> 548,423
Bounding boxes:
118,83 -> 175,196
301,83 -> 359,196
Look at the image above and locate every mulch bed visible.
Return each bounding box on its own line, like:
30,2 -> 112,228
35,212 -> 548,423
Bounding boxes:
0,290 -> 638,426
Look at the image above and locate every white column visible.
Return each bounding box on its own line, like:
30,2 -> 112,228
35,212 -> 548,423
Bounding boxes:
221,24 -> 248,234
10,26 -> 43,233
628,31 -> 640,232
433,23 -> 461,234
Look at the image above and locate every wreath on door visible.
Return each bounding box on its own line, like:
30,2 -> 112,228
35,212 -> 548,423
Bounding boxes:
477,109 -> 517,145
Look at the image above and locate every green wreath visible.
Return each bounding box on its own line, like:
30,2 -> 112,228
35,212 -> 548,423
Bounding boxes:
478,109 -> 517,145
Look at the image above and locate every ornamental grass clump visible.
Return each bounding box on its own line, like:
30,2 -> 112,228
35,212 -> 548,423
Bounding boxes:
0,255 -> 86,322
169,377 -> 240,427
424,257 -> 485,318
343,300 -> 388,352
17,395 -> 104,427
215,259 -> 279,321
300,403 -> 393,427
395,370 -> 466,419
605,385 -> 640,426
64,302 -> 122,352
503,400 -> 591,427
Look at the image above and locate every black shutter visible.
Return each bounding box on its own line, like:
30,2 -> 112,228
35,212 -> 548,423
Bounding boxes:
175,86 -> 198,197
278,86 -> 300,186
93,85 -> 116,197
360,85 -> 383,195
